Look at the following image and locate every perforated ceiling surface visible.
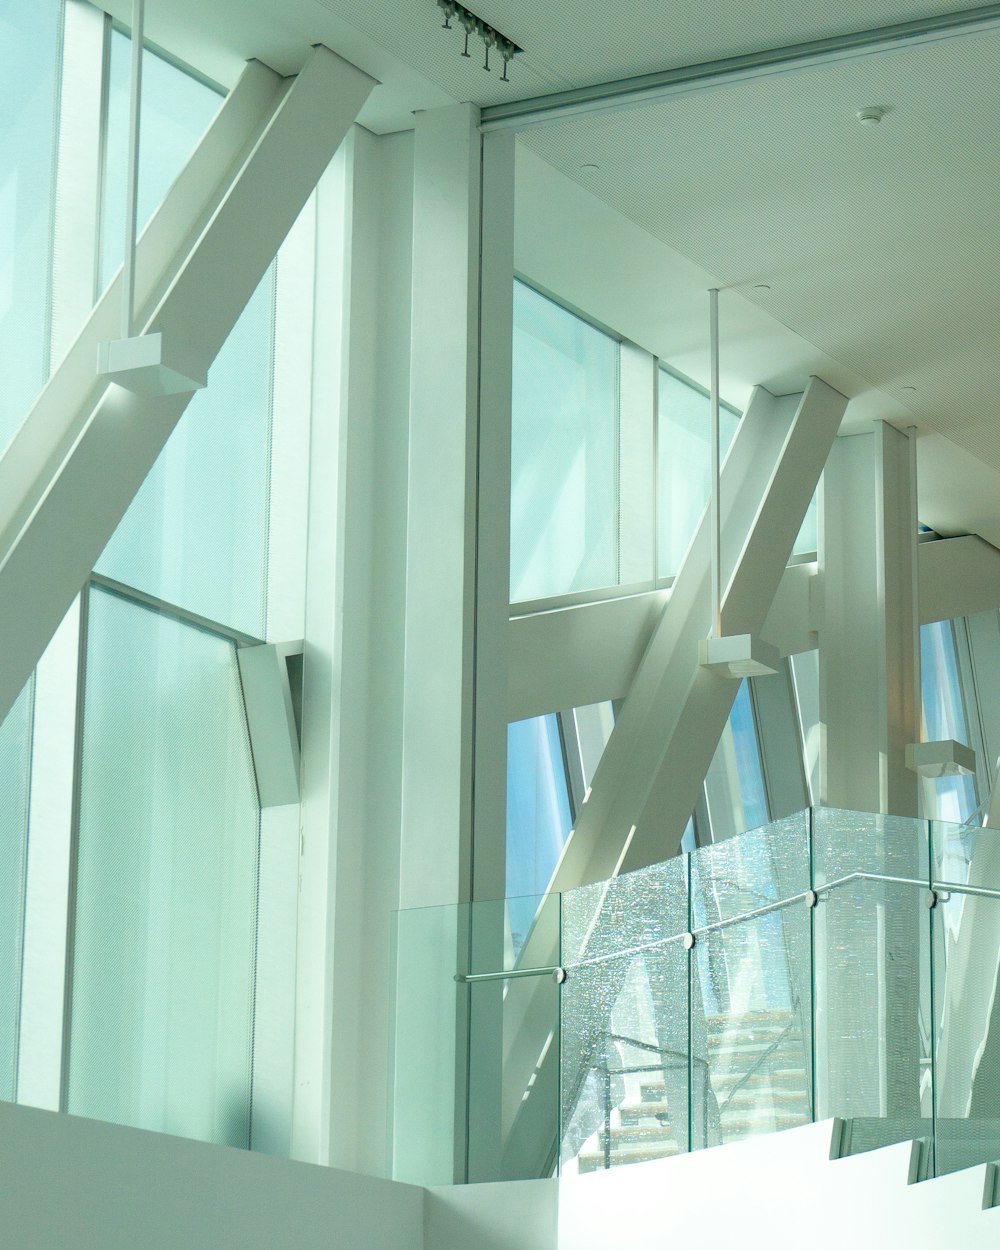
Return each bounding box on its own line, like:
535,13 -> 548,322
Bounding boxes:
522,26 -> 1000,477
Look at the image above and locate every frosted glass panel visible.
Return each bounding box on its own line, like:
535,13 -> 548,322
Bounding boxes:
0,3 -> 60,452
99,32 -> 220,289
657,369 -> 739,578
68,588 -> 259,1147
97,271 -> 275,636
0,681 -> 35,1100
97,36 -> 272,637
511,282 -> 618,602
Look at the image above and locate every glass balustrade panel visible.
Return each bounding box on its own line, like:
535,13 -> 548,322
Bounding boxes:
390,891 -> 561,1186
812,809 -> 931,1158
690,813 -> 812,1150
931,819 -> 1000,1176
560,855 -> 688,1173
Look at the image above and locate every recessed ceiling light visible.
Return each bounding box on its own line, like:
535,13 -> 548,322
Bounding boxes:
857,106 -> 887,126
580,163 -> 599,173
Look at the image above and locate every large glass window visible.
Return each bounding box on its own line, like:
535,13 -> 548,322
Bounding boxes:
98,30 -> 220,290
920,620 -> 978,822
657,368 -> 739,579
511,282 -> 619,603
702,681 -> 770,842
95,33 -> 273,638
68,587 -> 259,1146
506,715 -> 573,953
0,2 -> 61,452
0,684 -> 35,1101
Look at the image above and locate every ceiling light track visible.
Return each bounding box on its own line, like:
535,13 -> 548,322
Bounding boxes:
480,2 -> 1000,130
436,0 -> 521,81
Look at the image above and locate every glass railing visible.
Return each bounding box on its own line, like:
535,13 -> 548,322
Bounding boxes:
390,807 -> 1000,1185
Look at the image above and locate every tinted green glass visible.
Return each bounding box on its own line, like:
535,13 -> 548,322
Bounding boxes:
511,282 -> 619,602
0,681 -> 35,1100
96,33 -> 274,636
657,369 -> 738,578
390,892 -> 561,1185
68,588 -> 259,1147
0,3 -> 61,452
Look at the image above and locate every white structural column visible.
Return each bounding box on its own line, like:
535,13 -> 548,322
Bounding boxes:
0,48 -> 374,726
398,106 -> 514,908
399,104 -> 509,910
816,423 -> 921,1126
819,423 -> 919,815
394,106 -> 514,1184
549,378 -> 846,890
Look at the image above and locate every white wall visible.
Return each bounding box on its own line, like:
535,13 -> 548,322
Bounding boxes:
0,1102 -> 423,1250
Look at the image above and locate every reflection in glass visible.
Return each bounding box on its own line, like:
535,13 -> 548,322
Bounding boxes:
920,620 -> 977,822
702,680 -> 769,842
506,715 -> 572,956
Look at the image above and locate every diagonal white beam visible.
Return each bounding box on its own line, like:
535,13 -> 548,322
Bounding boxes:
498,378 -> 845,1169
550,377 -> 846,890
0,47 -> 374,724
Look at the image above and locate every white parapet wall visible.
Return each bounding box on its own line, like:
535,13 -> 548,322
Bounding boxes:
3,1102 -> 998,1249
0,1101 -> 423,1250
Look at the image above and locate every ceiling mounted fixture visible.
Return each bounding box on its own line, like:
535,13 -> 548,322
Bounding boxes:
856,105 -> 888,126
436,0 -> 521,81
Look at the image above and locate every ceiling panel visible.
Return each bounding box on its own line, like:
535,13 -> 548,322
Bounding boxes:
101,0 -> 996,131
521,26 -> 1000,481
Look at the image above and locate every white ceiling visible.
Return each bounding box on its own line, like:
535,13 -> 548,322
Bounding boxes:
520,26 -> 1000,535
107,0 -> 1000,543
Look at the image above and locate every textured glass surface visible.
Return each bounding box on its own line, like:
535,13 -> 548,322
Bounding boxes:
99,32 -> 220,289
97,37 -> 273,637
0,2 -> 60,452
931,819 -> 1000,1176
702,680 -> 769,842
920,621 -> 978,823
657,369 -> 739,578
561,855 -> 689,1172
813,810 -> 930,1155
511,282 -> 619,602
0,681 -> 35,1100
691,814 -> 812,1147
68,588 -> 259,1146
506,715 -> 573,945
